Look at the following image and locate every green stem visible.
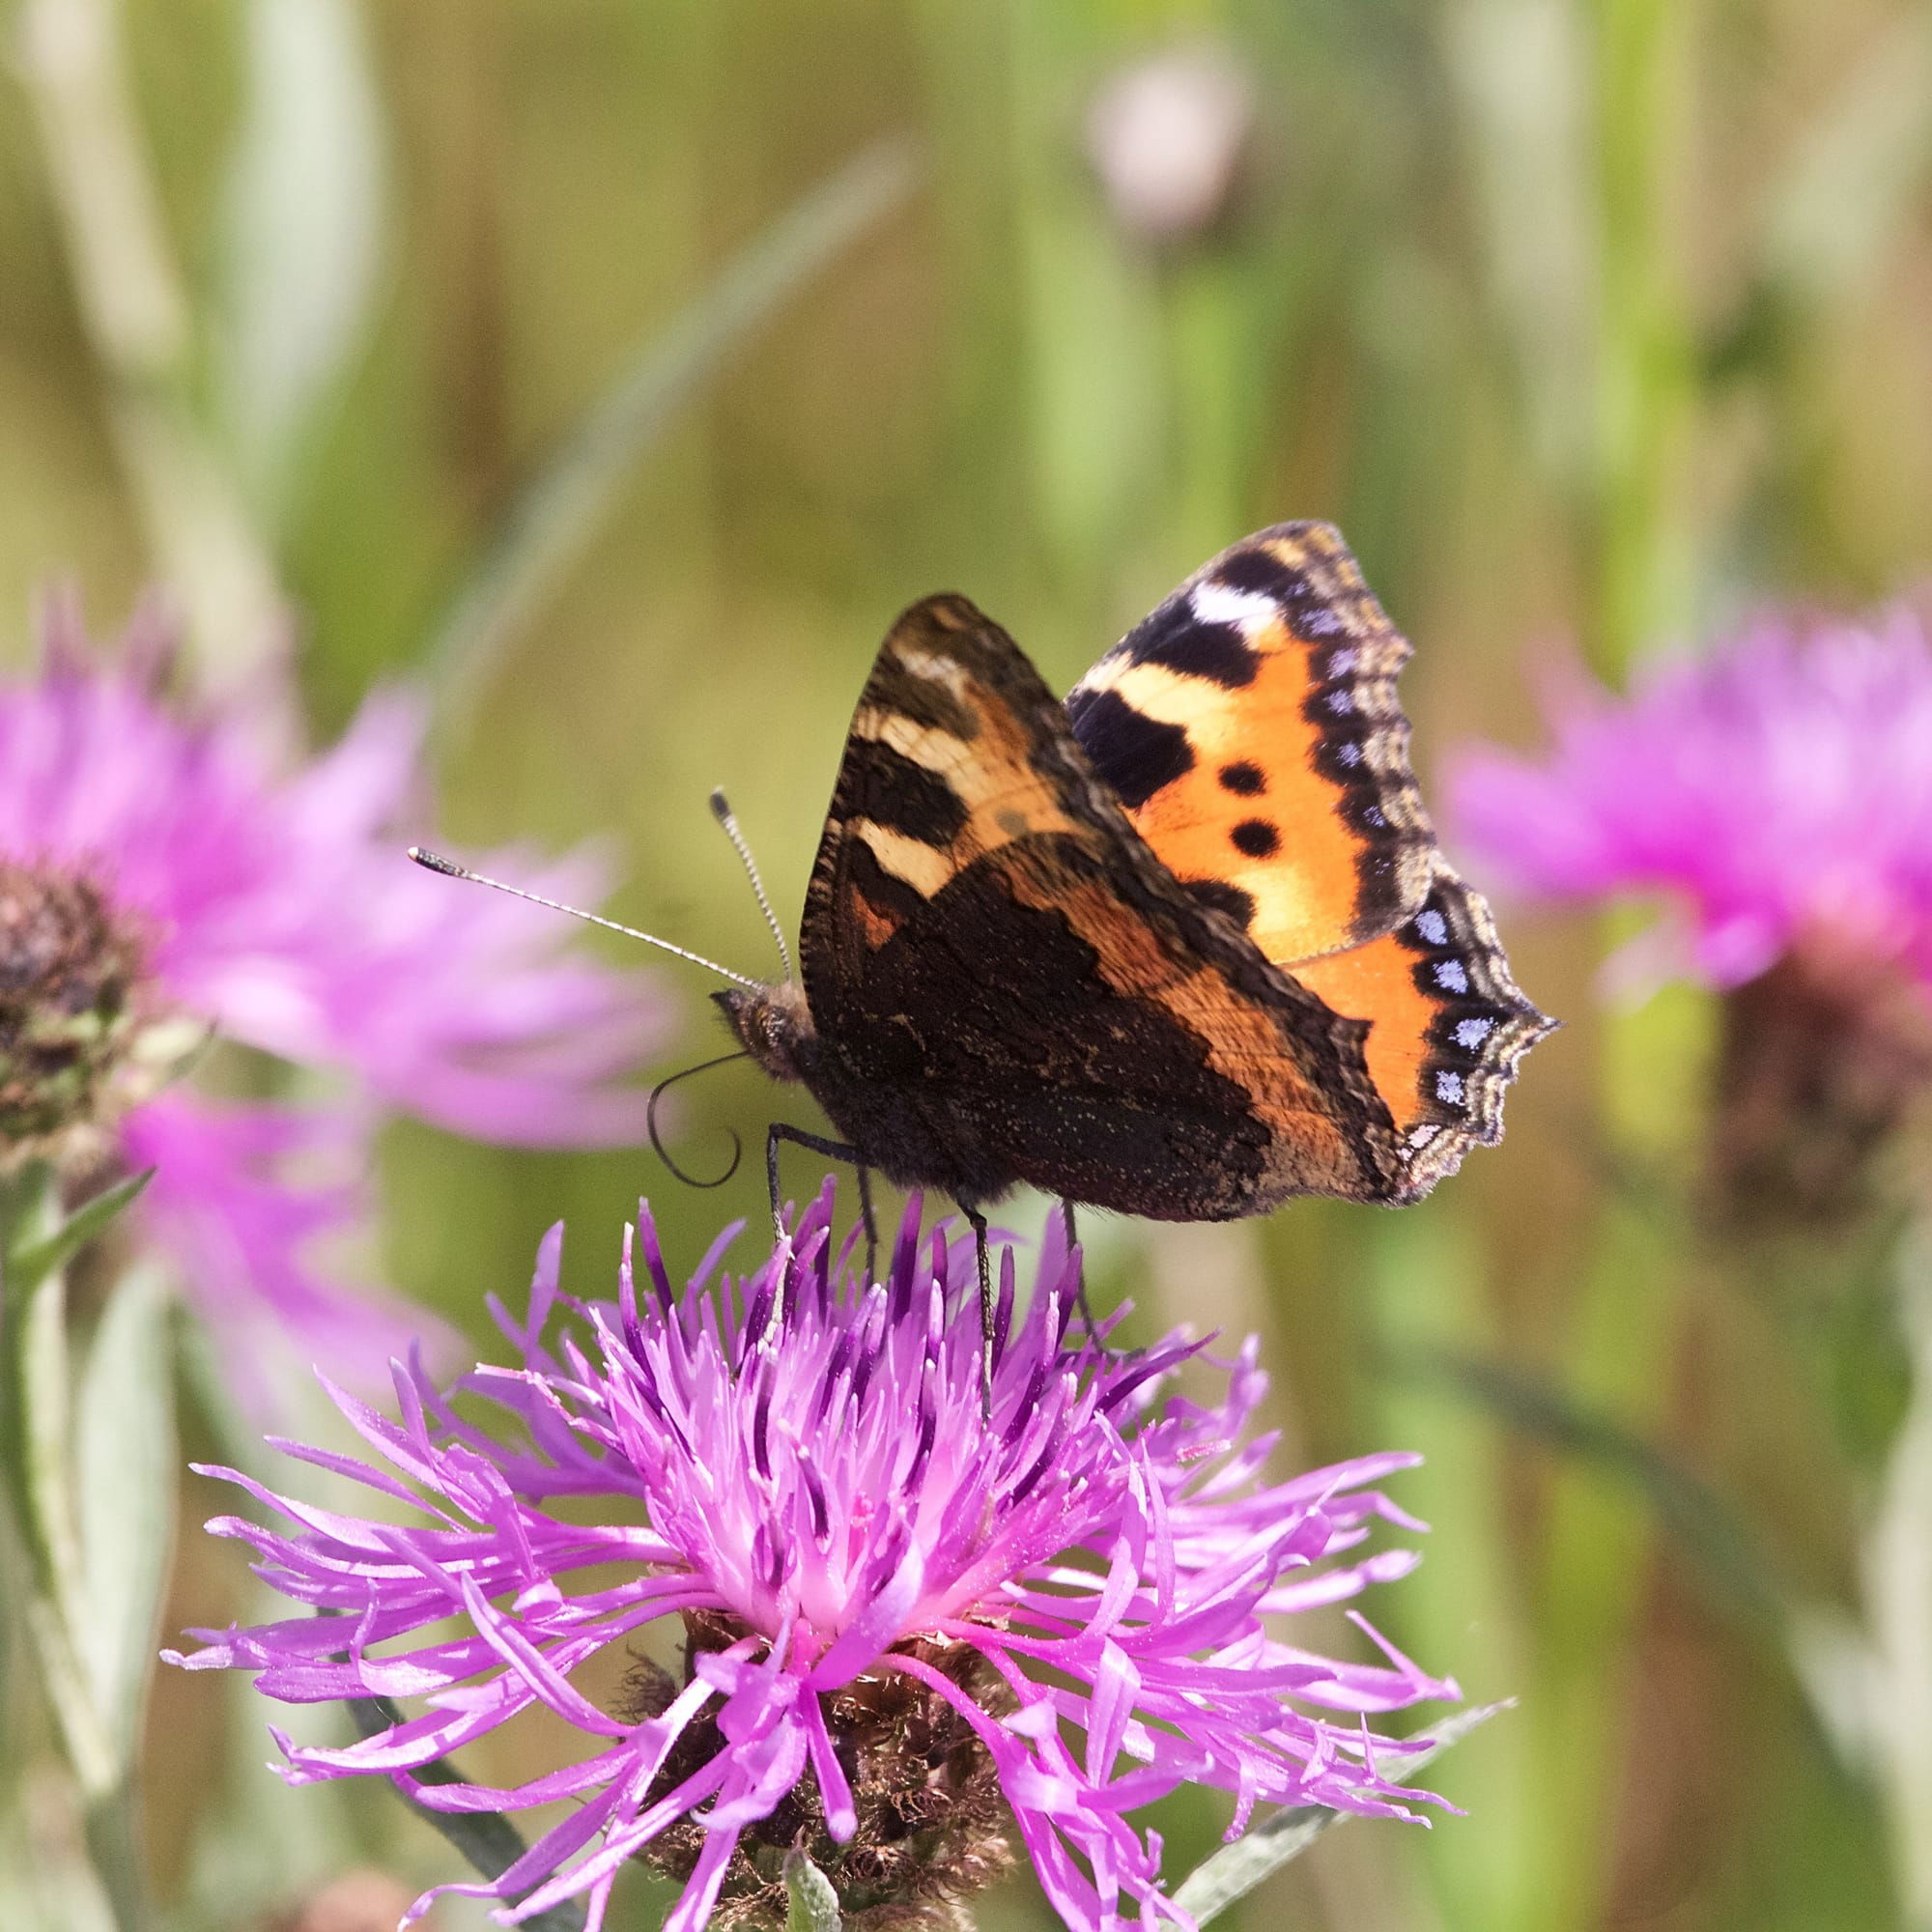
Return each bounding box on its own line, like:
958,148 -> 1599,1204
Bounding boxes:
343,1692 -> 586,1932
1589,0 -> 1695,677
1865,1224 -> 1932,1931
1,1163 -> 153,1932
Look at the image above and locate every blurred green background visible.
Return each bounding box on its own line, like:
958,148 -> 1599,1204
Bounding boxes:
4,0 -> 1932,1928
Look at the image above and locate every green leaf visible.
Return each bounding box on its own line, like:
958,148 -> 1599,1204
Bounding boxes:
7,1171 -> 155,1300
784,1850 -> 843,1932
1171,1701 -> 1511,1926
75,1264 -> 176,1756
342,1693 -> 587,1932
425,133 -> 921,736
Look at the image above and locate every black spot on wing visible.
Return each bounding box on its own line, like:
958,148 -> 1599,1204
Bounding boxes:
1065,686 -> 1194,810
1231,818 -> 1280,859
1218,760 -> 1264,795
1211,546 -> 1300,604
1179,877 -> 1257,929
1384,874 -> 1555,1159
840,737 -> 967,848
1121,596 -> 1257,688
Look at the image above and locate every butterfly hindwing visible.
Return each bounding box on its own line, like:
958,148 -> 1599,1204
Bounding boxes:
1287,863 -> 1556,1202
798,594 -> 1402,1215
1066,522 -> 1435,968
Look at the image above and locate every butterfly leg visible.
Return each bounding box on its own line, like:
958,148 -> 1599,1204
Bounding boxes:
963,1203 -> 994,1416
764,1121 -> 867,1273
1061,1200 -> 1102,1341
855,1164 -> 878,1286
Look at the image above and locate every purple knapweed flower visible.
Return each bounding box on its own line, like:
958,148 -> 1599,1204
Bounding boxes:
170,1187 -> 1458,1932
1448,604 -> 1932,995
0,594 -> 667,1386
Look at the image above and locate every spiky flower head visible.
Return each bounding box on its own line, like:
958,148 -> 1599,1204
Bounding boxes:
1449,605 -> 1932,993
1450,603 -> 1932,1222
170,1187 -> 1457,1932
0,594 -> 668,1386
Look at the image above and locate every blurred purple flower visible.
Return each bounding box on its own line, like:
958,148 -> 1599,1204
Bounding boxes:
1449,605 -> 1932,993
0,595 -> 667,1385
170,1188 -> 1457,1932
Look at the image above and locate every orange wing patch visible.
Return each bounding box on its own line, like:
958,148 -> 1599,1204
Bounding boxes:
1066,523 -> 1435,968
1289,863 -> 1555,1202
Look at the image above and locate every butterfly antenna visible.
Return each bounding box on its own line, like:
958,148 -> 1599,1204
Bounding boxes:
648,1050 -> 749,1188
407,848 -> 763,990
709,790 -> 794,983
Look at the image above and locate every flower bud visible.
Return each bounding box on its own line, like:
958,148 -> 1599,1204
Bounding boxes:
1085,43 -> 1257,246
1709,935 -> 1932,1233
0,864 -> 150,1151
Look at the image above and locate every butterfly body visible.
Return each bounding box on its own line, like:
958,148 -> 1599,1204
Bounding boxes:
718,523 -> 1553,1227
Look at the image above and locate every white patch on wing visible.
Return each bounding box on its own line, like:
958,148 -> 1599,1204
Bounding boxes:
1416,909 -> 1448,947
1435,1069 -> 1466,1105
851,820 -> 953,896
1435,959 -> 1469,994
888,643 -> 972,697
1455,1016 -> 1494,1050
1190,581 -> 1281,634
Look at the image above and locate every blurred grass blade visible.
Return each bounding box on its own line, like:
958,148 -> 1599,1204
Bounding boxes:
75,1264 -> 175,1755
15,0 -> 286,690
344,1693 -> 586,1932
1758,13 -> 1932,314
1439,0 -> 1593,478
1384,1343 -> 1800,1637
215,0 -> 387,515
426,134 -> 921,732
7,1170 -> 153,1301
1172,1701 -> 1510,1925
783,1850 -> 843,1932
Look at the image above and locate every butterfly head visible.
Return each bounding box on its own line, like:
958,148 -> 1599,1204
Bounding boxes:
713,980 -> 815,1087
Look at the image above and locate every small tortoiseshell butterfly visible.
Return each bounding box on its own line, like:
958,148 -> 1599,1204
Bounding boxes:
715,522 -> 1553,1253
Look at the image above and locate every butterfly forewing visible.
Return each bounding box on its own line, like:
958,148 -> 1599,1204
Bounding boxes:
1066,522 -> 1435,968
